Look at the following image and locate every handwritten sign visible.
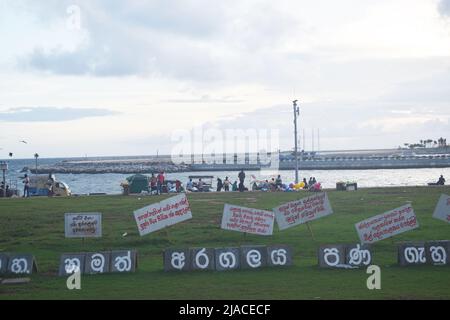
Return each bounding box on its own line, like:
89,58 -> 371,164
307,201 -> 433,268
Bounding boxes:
221,204 -> 274,236
318,245 -> 346,268
65,213 -> 102,238
0,253 -> 8,274
425,241 -> 449,266
240,245 -> 267,269
273,193 -> 333,231
355,204 -> 419,244
134,193 -> 192,236
85,252 -> 111,274
398,243 -> 427,266
110,250 -> 137,273
267,246 -> 293,267
59,253 -> 86,276
214,248 -> 240,271
164,246 -> 291,272
432,194 -> 450,224
7,254 -> 38,275
164,248 -> 191,272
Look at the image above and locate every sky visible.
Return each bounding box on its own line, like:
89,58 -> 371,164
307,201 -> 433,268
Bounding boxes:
1,0 -> 450,158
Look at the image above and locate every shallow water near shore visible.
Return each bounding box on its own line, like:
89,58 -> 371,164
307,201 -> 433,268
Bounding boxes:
2,158 -> 450,195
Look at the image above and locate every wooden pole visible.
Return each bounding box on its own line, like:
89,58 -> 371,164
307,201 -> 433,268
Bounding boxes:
306,222 -> 316,241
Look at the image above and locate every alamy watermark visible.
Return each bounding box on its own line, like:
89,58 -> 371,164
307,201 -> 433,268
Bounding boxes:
66,4 -> 82,31
171,126 -> 280,175
66,266 -> 81,290
366,265 -> 381,290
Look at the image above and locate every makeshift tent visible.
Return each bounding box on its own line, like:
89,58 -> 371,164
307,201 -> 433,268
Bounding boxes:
126,174 -> 150,193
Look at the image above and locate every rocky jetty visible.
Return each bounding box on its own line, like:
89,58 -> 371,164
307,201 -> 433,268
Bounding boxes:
24,158 -> 190,174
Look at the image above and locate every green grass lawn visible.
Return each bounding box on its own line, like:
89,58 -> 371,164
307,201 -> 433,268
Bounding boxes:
0,186 -> 449,300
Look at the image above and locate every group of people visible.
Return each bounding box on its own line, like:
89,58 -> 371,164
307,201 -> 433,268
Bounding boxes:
216,170 -> 248,192
141,171 -> 447,196
250,175 -> 321,192
0,181 -> 11,197
148,172 -> 182,194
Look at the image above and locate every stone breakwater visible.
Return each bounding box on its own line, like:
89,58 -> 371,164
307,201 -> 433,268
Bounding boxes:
24,159 -> 190,174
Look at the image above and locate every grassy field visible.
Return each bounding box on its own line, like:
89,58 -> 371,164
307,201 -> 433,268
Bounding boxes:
0,186 -> 449,300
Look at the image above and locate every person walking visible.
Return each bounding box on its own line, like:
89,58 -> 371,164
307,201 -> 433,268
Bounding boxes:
238,169 -> 246,192
23,174 -> 30,198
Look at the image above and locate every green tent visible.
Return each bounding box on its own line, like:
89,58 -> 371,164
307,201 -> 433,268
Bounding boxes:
126,174 -> 150,194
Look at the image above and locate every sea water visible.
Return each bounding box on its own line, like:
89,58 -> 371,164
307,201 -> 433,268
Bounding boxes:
2,158 -> 450,195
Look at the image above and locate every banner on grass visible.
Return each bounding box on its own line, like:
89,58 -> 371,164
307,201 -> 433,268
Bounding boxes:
273,193 -> 333,231
134,193 -> 192,236
65,213 -> 102,238
432,194 -> 450,224
355,204 -> 419,244
221,204 -> 274,236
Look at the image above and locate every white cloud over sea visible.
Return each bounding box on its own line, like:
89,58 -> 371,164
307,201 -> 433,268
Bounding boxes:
1,0 -> 450,157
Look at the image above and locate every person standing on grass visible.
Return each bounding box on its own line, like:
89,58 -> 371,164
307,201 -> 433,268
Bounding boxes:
157,171 -> 165,194
224,176 -> 230,191
149,173 -> 157,194
47,174 -> 54,197
23,174 -> 30,198
238,169 -> 245,192
217,178 -> 223,192
275,175 -> 282,190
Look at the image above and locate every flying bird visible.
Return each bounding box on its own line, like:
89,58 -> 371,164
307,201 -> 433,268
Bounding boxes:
20,140 -> 27,144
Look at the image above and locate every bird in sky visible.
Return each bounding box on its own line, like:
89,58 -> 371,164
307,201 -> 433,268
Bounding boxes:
20,140 -> 27,144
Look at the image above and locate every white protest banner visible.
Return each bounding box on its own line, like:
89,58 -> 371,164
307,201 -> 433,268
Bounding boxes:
355,204 -> 419,244
273,193 -> 333,231
65,213 -> 102,238
432,194 -> 450,224
134,193 -> 192,236
221,204 -> 274,236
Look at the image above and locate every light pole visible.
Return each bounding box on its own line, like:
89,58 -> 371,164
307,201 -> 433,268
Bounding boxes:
293,100 -> 300,184
34,153 -> 39,175
0,161 -> 7,198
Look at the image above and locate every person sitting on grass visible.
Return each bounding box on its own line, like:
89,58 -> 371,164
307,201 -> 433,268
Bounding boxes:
186,178 -> 194,192
198,178 -> 204,192
232,181 -> 238,191
437,175 -> 446,185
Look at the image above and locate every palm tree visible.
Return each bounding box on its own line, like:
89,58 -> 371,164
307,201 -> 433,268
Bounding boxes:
34,153 -> 39,174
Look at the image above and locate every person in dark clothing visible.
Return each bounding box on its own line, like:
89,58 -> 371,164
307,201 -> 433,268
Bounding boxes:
275,175 -> 282,190
437,175 -> 445,185
217,178 -> 223,192
23,174 -> 30,198
303,178 -> 308,189
238,169 -> 246,192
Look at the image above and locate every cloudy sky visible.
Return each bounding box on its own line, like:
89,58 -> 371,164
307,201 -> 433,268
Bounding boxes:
1,0 -> 450,158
